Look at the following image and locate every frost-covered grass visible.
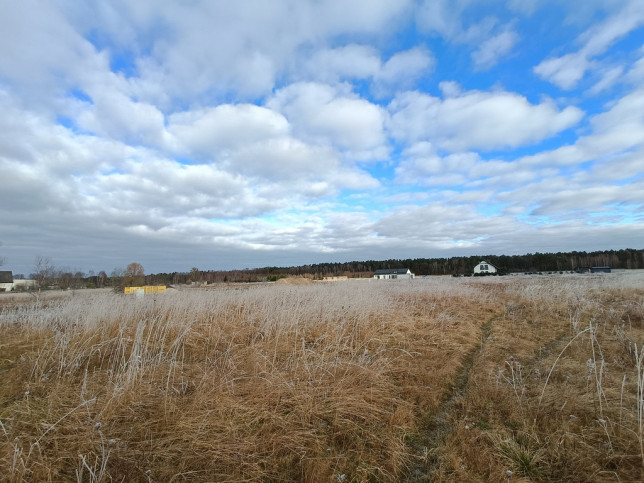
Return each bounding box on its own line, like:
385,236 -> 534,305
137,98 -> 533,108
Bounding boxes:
1,273 -> 643,481
433,272 -> 644,481
0,279 -> 495,481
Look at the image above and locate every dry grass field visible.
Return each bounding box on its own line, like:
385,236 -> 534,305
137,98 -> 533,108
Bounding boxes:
1,273 -> 643,482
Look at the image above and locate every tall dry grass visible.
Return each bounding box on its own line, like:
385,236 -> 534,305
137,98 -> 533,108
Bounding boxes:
1,279 -> 498,481
430,272 -> 644,482
2,273 -> 642,481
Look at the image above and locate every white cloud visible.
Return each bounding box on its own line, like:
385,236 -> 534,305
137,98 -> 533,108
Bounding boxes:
0,0 -> 93,93
416,0 -> 517,68
77,91 -> 166,147
388,89 -> 583,151
588,65 -> 624,94
227,137 -> 337,181
168,104 -> 290,158
627,48 -> 644,83
395,143 -> 480,184
57,0 -> 413,102
579,0 -> 644,56
0,87 -> 382,271
416,0 -> 474,40
268,83 -> 389,161
373,47 -> 434,94
472,28 -> 519,70
300,45 -> 433,97
301,44 -> 382,83
534,53 -> 592,90
92,159 -> 274,220
516,86 -> 644,167
531,184 -> 644,216
534,0 -> 644,89
590,87 -> 644,136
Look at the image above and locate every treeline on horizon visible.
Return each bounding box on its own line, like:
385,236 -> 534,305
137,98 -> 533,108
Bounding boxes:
140,248 -> 644,285
11,248 -> 643,290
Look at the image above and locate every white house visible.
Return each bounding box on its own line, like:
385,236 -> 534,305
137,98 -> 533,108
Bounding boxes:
473,261 -> 498,275
374,268 -> 415,280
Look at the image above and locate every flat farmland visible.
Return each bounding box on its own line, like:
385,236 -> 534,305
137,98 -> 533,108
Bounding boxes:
1,273 -> 643,482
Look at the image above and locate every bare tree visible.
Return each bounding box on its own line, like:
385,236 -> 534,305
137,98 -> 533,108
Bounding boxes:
190,267 -> 201,284
32,256 -> 56,290
124,262 -> 144,287
73,271 -> 85,290
59,271 -> 73,290
110,267 -> 125,293
97,270 -> 107,288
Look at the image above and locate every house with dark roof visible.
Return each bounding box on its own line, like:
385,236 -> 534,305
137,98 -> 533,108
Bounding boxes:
0,271 -> 13,292
373,268 -> 415,280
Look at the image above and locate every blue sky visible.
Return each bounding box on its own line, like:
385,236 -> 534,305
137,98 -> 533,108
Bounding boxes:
0,0 -> 643,275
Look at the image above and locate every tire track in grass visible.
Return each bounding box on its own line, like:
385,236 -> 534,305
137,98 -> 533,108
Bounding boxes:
405,314 -> 500,482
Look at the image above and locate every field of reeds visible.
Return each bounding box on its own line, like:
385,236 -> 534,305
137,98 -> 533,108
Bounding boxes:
1,272 -> 643,482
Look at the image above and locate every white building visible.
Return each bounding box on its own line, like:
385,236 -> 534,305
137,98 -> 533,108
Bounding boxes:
374,268 -> 415,280
473,261 -> 498,275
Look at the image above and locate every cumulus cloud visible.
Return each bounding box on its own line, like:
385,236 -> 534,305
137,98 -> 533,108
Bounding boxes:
268,83 -> 389,161
395,142 -> 480,185
388,88 -> 583,151
0,85 -> 381,271
57,0 -> 413,102
373,47 -> 434,95
168,105 -> 290,158
299,45 -> 434,97
77,91 -> 166,147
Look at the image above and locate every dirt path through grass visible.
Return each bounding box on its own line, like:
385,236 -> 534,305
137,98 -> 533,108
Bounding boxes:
406,277 -> 644,482
405,313 -> 500,481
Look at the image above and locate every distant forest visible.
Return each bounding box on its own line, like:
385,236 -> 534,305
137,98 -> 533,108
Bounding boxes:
141,248 -> 644,285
